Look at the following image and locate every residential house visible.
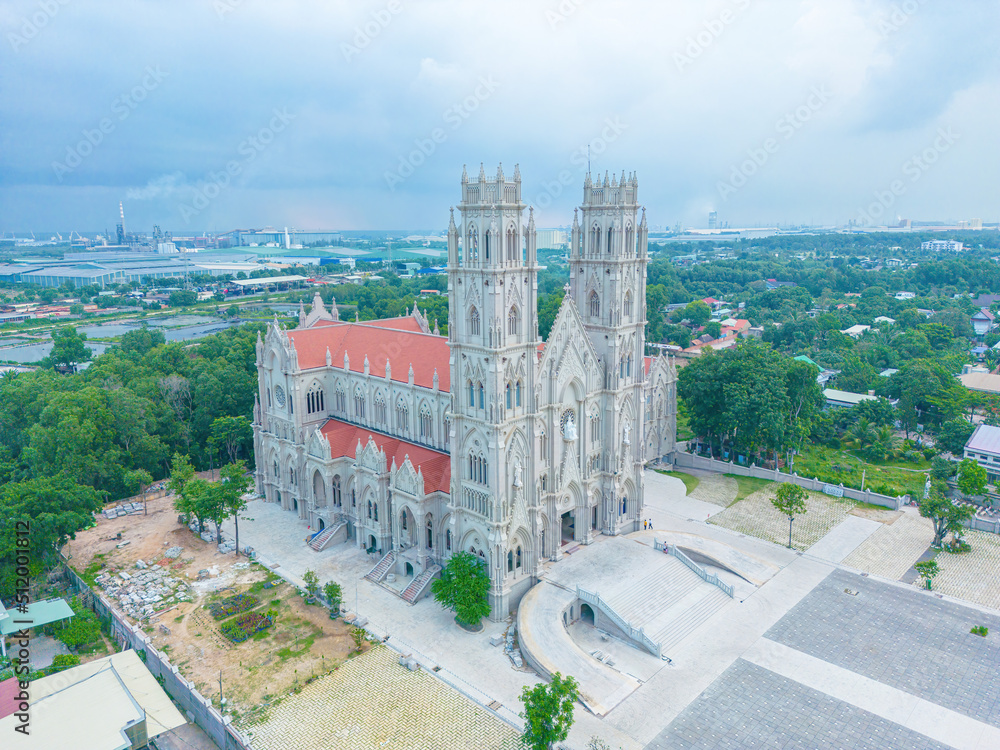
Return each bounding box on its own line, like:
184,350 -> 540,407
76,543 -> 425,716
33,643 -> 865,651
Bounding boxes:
841,325 -> 871,339
963,424 -> 1000,482
823,389 -> 880,409
972,308 -> 996,337
895,291 -> 916,300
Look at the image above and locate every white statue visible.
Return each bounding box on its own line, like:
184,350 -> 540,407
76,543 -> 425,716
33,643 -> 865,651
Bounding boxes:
513,460 -> 523,488
924,475 -> 931,499
623,422 -> 631,446
564,414 -> 577,441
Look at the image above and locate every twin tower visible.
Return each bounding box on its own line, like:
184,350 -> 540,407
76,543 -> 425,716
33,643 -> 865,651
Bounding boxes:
445,163 -> 649,617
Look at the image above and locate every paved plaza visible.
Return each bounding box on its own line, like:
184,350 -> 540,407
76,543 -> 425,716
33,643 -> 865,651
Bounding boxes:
245,645 -> 521,750
219,469 -> 1000,750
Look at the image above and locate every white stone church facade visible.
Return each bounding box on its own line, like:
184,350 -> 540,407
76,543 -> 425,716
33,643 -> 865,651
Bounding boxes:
252,165 -> 677,619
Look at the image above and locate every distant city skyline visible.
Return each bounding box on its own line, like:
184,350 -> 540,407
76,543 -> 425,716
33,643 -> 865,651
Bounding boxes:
2,1 -> 998,233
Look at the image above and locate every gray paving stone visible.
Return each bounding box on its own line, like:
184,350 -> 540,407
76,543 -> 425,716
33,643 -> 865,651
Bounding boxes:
765,568 -> 1000,728
647,660 -> 950,750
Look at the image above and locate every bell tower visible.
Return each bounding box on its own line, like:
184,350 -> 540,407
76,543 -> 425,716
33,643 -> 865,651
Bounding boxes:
568,170 -> 648,534
446,163 -> 541,618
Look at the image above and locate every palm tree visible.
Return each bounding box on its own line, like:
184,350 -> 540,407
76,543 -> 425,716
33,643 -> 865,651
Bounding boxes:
848,417 -> 875,451
872,425 -> 899,461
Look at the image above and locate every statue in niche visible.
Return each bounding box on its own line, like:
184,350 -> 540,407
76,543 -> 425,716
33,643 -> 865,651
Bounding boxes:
513,460 -> 523,488
623,422 -> 631,446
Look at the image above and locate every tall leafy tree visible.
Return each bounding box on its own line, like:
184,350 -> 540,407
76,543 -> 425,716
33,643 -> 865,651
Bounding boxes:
431,551 -> 491,627
520,672 -> 580,750
40,327 -> 92,371
772,483 -> 808,549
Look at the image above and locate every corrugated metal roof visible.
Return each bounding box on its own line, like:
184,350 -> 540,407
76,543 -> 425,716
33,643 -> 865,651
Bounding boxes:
965,424 -> 1000,455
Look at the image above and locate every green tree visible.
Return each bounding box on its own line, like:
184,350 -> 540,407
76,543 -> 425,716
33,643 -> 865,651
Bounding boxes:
920,486 -> 975,546
914,559 -> 939,590
209,415 -> 252,464
124,468 -> 153,515
56,596 -> 103,648
303,569 -> 320,602
703,321 -> 722,339
218,461 -> 252,555
169,289 -> 198,307
957,458 -> 987,496
683,300 -> 711,327
930,457 -> 954,481
936,419 -> 975,455
41,327 -> 91,371
431,551 -> 491,627
772,483 -> 808,549
323,581 -> 343,617
520,672 -> 580,750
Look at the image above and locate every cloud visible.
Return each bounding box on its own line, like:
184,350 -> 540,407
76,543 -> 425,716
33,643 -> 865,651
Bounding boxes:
125,172 -> 186,201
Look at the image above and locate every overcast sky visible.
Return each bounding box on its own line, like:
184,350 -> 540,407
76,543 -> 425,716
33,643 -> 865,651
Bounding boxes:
2,0 -> 998,234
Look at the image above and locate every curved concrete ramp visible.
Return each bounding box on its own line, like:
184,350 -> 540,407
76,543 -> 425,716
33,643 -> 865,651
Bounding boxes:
517,581 -> 640,716
630,530 -> 780,586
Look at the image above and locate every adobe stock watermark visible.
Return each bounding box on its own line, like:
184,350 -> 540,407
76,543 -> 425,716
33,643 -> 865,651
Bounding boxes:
857,126 -> 960,226
674,0 -> 752,71
7,0 -> 71,52
546,0 -> 586,30
531,117 -> 628,209
342,0 -> 403,62
717,85 -> 832,201
51,66 -> 169,182
876,0 -> 929,38
384,76 -> 500,191
177,107 -> 296,222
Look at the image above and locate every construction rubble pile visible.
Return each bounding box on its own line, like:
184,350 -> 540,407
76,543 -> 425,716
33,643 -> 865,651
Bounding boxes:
102,501 -> 145,519
93,548 -> 192,620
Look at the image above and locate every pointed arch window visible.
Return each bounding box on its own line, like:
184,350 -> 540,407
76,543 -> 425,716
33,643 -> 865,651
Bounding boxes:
623,291 -> 633,321
468,306 -> 480,336
374,392 -> 387,425
354,387 -> 366,419
591,224 -> 601,254
507,550 -> 514,572
367,500 -> 372,519
508,305 -> 520,336
467,226 -> 479,262
468,380 -> 475,407
446,528 -> 452,551
306,383 -> 325,415
607,226 -> 614,254
625,223 -> 634,256
478,382 -> 485,409
374,502 -> 379,522
516,546 -> 522,568
335,383 -> 346,413
515,381 -> 522,407
589,291 -> 600,318
332,475 -> 342,506
419,403 -> 433,440
396,399 -> 408,432
506,226 -> 518,263
505,383 -> 512,409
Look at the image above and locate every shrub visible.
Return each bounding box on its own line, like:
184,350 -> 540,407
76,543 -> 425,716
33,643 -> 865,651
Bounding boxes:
971,625 -> 988,637
56,597 -> 103,649
208,593 -> 259,620
49,654 -> 81,672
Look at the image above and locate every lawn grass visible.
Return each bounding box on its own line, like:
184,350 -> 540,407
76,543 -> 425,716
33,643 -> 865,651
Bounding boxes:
724,474 -> 774,504
793,443 -> 927,498
658,470 -> 700,495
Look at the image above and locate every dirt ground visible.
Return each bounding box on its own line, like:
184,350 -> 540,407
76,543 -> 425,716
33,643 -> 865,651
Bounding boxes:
64,492 -> 364,722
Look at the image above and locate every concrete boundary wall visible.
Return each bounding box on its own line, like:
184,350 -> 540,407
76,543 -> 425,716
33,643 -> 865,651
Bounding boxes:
62,562 -> 254,750
672,452 -> 905,510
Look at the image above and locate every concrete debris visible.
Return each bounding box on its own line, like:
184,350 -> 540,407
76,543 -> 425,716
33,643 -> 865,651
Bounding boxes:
101,501 -> 144,519
164,546 -> 184,559
135,560 -> 147,569
116,541 -> 131,549
489,635 -> 505,647
95,563 -> 192,621
197,569 -> 210,581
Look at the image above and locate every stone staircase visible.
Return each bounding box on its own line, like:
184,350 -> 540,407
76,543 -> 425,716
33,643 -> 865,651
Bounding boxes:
308,520 -> 346,552
364,551 -> 395,583
592,556 -> 732,657
400,564 -> 441,604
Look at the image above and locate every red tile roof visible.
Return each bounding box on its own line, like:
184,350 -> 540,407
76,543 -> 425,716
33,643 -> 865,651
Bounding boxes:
0,677 -> 20,720
319,418 -> 451,494
286,321 -> 450,391
644,355 -> 653,376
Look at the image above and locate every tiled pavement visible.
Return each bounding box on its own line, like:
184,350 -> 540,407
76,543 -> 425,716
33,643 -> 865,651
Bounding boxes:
934,529 -> 1000,611
709,486 -> 857,550
646,659 -> 953,750
841,507 -> 934,580
764,568 -> 1000,728
243,645 -> 521,750
688,472 -> 738,508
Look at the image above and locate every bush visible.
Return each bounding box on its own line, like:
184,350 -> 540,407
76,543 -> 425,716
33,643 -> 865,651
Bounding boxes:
971,625 -> 988,637
49,654 -> 81,672
56,597 -> 103,649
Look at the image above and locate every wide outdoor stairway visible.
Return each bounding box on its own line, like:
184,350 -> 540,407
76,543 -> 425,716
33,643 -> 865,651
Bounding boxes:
401,564 -> 441,604
364,551 -> 395,582
308,521 -> 345,551
601,556 -> 731,656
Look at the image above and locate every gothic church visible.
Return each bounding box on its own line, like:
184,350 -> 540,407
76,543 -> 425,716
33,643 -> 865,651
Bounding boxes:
252,165 -> 677,619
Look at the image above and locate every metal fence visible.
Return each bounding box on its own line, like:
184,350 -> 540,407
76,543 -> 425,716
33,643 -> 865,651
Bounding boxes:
62,561 -> 254,750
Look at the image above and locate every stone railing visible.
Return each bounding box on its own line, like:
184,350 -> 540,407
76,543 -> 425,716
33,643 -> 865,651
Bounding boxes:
656,540 -> 734,598
576,586 -> 661,659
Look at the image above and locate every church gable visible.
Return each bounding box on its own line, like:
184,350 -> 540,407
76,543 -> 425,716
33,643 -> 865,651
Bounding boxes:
306,427 -> 331,460
392,456 -> 424,498
537,295 -> 601,389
